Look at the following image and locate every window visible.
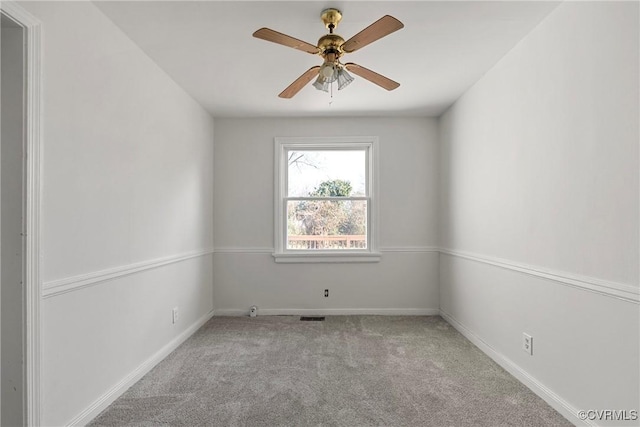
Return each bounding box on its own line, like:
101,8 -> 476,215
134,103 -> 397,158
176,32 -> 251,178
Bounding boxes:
274,136 -> 380,263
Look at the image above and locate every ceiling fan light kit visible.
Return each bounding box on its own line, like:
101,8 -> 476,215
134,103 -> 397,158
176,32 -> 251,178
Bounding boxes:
312,65 -> 354,93
252,8 -> 403,99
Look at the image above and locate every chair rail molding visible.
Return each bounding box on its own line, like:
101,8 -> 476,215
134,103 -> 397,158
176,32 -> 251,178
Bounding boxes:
380,246 -> 439,253
212,247 -> 274,254
213,246 -> 440,254
440,248 -> 639,304
42,248 -> 214,298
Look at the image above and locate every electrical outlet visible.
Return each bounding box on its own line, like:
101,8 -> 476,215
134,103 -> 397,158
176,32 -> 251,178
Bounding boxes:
324,289 -> 329,297
172,307 -> 179,324
523,333 -> 533,355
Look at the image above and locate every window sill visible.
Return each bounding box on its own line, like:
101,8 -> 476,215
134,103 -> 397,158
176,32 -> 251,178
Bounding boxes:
273,251 -> 382,264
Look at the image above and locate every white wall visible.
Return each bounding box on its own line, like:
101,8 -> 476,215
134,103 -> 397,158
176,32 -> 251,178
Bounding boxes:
1,17 -> 25,427
439,2 -> 639,425
18,2 -> 215,425
10,1 -> 638,425
213,117 -> 439,314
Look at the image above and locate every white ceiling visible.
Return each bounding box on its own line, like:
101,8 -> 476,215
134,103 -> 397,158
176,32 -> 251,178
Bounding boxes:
94,1 -> 559,118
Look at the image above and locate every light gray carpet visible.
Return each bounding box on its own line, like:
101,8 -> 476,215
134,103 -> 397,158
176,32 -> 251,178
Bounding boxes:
89,316 -> 572,426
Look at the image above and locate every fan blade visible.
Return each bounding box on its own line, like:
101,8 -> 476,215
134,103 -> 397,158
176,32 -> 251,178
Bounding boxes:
345,63 -> 400,91
253,28 -> 319,54
279,66 -> 321,98
342,15 -> 404,53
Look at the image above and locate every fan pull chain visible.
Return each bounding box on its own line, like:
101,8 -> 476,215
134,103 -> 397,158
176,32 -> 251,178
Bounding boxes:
329,79 -> 334,106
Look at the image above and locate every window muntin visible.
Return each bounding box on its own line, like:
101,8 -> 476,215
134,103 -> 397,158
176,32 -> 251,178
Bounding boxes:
274,137 -> 379,263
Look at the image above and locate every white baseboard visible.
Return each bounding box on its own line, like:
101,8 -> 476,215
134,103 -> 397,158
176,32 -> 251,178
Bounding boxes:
213,308 -> 440,316
66,309 -> 214,426
439,309 -> 593,427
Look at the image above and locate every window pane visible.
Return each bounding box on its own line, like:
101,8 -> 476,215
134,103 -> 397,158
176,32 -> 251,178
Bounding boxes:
287,150 -> 366,197
287,200 -> 367,250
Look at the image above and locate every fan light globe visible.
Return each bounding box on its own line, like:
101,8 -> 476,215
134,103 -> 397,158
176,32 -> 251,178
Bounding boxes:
321,65 -> 334,78
313,76 -> 329,92
337,68 -> 354,90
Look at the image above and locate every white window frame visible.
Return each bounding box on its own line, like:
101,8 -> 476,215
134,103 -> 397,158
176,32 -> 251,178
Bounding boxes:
273,136 -> 380,263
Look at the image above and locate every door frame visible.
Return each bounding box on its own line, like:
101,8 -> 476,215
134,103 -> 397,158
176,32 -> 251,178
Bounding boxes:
0,2 -> 42,425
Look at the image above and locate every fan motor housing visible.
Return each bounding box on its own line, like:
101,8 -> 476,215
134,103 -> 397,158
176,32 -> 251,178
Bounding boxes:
317,34 -> 345,57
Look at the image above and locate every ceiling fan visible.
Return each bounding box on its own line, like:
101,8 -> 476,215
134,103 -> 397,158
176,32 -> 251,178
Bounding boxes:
253,8 -> 404,98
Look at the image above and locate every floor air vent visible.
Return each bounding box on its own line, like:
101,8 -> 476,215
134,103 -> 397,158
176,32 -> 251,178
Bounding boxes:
300,316 -> 325,321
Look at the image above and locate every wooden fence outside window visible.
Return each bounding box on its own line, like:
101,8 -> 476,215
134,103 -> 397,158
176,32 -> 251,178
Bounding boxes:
287,235 -> 366,249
